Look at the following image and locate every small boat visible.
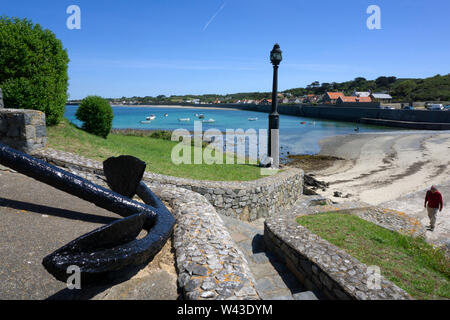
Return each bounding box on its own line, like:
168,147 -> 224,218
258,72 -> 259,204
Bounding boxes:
164,113 -> 168,117
248,117 -> 258,121
198,114 -> 205,119
194,113 -> 199,117
178,118 -> 190,122
146,115 -> 156,120
202,118 -> 216,123
140,120 -> 152,124
300,122 -> 306,125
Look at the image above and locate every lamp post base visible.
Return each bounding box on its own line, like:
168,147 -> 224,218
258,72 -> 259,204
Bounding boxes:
270,128 -> 279,169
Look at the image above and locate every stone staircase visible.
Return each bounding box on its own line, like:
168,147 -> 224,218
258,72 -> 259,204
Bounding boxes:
221,215 -> 320,300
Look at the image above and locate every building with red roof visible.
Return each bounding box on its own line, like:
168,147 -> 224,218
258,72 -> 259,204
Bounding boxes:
337,96 -> 372,104
323,92 -> 345,104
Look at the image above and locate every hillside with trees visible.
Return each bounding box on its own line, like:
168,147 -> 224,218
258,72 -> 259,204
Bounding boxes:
68,74 -> 449,105
284,74 -> 450,102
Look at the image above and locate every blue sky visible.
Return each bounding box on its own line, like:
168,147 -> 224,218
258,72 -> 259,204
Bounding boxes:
1,0 -> 449,99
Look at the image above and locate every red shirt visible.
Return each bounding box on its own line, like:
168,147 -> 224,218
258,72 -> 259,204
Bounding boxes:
425,191 -> 443,209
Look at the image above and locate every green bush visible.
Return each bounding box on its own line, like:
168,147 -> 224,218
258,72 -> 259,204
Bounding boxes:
149,130 -> 172,140
76,96 -> 113,138
0,16 -> 69,126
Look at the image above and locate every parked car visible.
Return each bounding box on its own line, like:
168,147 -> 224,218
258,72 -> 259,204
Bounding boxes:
426,104 -> 444,110
383,106 -> 395,110
403,106 -> 414,110
445,105 -> 450,111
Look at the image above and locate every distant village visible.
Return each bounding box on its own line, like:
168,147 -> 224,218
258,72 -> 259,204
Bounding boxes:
230,91 -> 393,106
67,74 -> 449,107
92,90 -> 393,107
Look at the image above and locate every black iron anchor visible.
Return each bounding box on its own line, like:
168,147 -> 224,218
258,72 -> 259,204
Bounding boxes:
0,142 -> 175,284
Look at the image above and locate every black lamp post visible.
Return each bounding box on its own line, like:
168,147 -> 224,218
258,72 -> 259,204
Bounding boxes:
0,88 -> 4,109
268,44 -> 282,168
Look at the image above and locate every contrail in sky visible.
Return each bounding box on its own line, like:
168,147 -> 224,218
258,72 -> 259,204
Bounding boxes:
203,2 -> 227,31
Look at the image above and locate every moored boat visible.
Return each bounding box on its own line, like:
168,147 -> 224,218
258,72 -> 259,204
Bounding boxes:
178,118 -> 190,122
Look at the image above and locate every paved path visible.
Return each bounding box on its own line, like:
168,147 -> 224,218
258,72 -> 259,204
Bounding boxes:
221,215 -> 319,300
380,181 -> 450,250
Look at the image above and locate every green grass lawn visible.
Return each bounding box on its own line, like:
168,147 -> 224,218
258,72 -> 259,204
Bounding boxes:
46,119 -> 263,181
297,213 -> 450,300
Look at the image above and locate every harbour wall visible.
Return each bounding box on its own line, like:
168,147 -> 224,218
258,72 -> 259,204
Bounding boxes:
174,103 -> 450,130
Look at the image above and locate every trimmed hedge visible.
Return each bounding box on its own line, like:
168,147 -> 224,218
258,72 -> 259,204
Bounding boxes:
76,96 -> 113,138
0,16 -> 69,126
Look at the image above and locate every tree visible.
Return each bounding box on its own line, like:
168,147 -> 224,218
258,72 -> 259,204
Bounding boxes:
76,96 -> 113,138
375,76 -> 390,88
392,80 -> 417,101
0,16 -> 69,125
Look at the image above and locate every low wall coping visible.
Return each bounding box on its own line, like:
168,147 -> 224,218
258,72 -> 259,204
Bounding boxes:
33,147 -> 302,189
264,211 -> 412,300
32,148 -> 305,221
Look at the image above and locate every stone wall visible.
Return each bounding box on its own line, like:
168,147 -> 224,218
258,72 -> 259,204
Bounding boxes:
142,169 -> 304,222
299,105 -> 450,126
360,118 -> 450,130
0,109 -> 46,153
178,103 -> 450,130
33,148 -> 304,222
264,213 -> 412,300
148,181 -> 260,300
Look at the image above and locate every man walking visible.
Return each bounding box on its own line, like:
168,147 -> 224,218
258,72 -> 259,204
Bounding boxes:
424,185 -> 443,231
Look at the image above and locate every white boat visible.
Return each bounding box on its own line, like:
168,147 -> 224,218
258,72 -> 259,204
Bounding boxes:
146,115 -> 156,120
202,118 -> 216,123
140,120 -> 152,124
178,118 -> 190,122
248,117 -> 258,121
164,113 -> 168,117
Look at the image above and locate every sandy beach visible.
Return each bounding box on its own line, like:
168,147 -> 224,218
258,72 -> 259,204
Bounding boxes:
314,131 -> 450,204
311,131 -> 450,247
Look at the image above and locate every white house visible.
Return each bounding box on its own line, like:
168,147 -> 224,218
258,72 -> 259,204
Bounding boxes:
370,93 -> 393,103
352,90 -> 371,97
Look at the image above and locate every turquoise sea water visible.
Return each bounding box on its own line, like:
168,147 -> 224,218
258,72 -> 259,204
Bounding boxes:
65,105 -> 404,156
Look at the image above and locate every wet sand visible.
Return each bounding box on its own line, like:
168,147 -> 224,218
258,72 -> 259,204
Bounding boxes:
312,131 -> 450,205
304,131 -> 450,247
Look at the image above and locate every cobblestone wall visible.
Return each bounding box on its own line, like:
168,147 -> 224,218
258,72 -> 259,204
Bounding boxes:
264,213 -> 412,300
143,169 -> 304,221
33,148 -> 304,222
149,181 -> 260,300
0,109 -> 46,153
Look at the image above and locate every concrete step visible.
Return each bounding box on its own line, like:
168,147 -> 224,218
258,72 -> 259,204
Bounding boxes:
292,291 -> 319,300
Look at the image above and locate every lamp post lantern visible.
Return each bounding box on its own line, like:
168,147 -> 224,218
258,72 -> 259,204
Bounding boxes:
268,43 -> 282,168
